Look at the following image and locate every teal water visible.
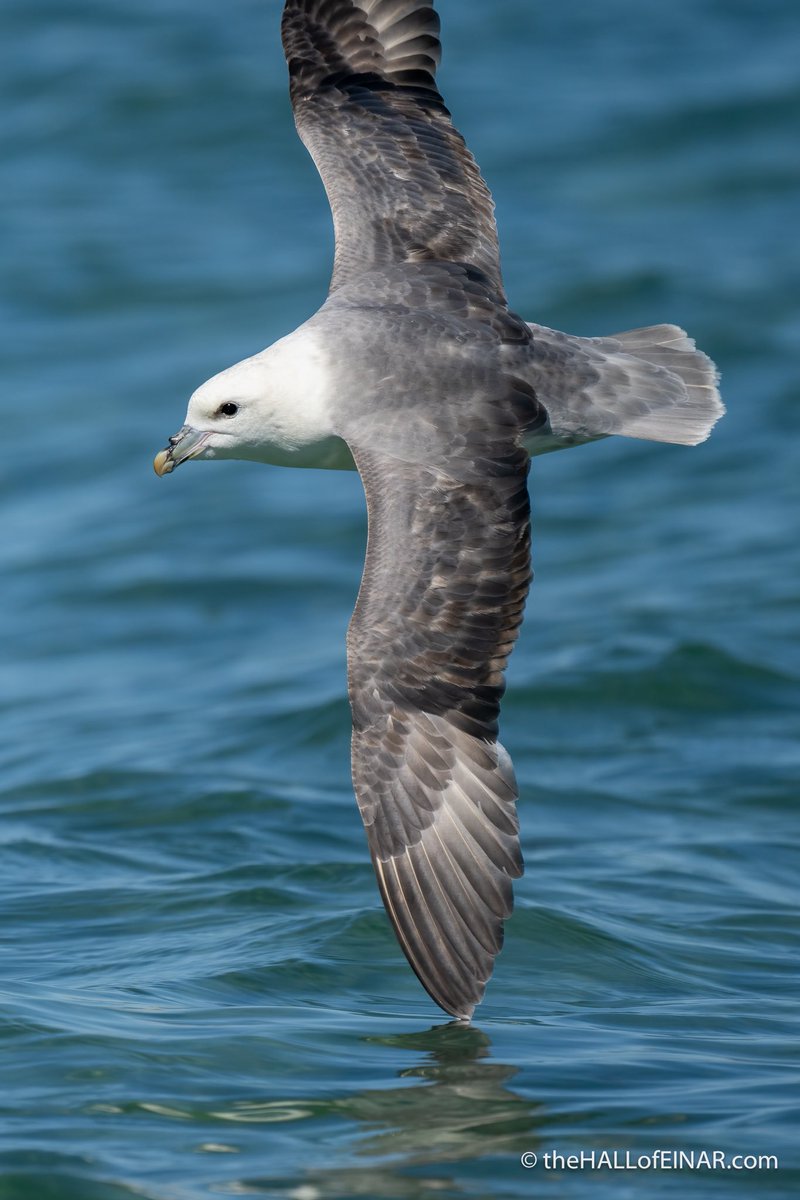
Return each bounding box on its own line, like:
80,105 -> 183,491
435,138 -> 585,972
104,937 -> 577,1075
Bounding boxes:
2,1 -> 799,1197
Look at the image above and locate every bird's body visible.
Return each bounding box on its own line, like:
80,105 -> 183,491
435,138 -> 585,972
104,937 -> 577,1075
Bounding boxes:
154,0 -> 723,1020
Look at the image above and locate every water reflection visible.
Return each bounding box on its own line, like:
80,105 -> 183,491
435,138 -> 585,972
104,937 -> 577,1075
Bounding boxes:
353,1022 -> 538,1164
223,1022 -> 542,1198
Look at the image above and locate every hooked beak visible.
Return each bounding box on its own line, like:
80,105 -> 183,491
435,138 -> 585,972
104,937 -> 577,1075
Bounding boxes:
153,425 -> 211,476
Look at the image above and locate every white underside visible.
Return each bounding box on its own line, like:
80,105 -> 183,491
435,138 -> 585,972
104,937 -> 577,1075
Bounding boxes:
238,433 -> 356,470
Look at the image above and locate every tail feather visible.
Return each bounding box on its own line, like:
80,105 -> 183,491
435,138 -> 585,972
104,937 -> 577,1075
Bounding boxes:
524,322 -> 724,453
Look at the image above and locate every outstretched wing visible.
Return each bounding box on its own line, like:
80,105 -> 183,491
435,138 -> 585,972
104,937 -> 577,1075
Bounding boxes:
281,0 -> 504,295
346,445 -> 530,1019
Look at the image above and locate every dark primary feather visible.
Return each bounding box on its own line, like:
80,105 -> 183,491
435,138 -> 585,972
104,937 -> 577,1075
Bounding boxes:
281,0 -> 504,295
346,443 -> 532,1018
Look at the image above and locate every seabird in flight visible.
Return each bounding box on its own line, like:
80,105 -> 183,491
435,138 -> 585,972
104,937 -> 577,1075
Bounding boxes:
154,0 -> 723,1020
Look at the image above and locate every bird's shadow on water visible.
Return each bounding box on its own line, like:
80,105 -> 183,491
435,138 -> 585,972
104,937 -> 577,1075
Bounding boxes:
251,1020 -> 543,1198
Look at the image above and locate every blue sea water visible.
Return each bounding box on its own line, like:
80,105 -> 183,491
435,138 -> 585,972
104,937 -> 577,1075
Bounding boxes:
2,0 -> 799,1197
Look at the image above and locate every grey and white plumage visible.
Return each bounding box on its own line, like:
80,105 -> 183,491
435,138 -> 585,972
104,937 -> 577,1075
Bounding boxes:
281,0 -> 503,295
154,0 -> 724,1020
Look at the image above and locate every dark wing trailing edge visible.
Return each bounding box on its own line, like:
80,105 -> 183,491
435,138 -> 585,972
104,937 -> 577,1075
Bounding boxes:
346,444 -> 531,1019
281,0 -> 504,295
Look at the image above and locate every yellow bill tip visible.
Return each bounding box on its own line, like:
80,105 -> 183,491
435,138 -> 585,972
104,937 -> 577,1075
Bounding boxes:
153,449 -> 174,477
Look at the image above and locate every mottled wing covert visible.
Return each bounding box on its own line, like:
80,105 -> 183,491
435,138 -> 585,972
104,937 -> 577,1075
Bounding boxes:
281,0 -> 504,295
346,445 -> 531,1018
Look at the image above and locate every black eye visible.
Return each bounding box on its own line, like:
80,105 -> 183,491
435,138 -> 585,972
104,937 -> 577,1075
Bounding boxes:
218,402 -> 239,417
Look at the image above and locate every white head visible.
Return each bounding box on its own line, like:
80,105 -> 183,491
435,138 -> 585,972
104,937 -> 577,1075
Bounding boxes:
153,326 -> 333,475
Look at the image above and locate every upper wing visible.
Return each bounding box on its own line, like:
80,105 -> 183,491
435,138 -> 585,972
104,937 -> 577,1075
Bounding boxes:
281,0 -> 504,295
346,445 -> 531,1019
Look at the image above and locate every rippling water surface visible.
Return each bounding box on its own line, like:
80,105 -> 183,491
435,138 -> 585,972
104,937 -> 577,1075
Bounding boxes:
3,0 -> 799,1196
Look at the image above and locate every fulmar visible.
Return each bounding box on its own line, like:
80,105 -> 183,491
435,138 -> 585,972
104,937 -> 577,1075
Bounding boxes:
154,0 -> 723,1021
